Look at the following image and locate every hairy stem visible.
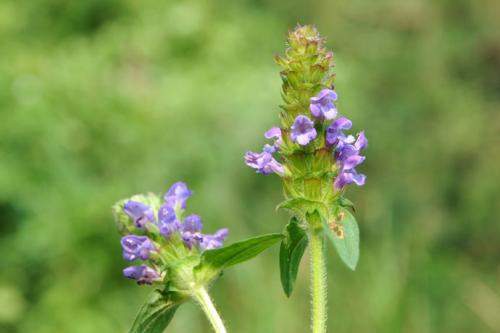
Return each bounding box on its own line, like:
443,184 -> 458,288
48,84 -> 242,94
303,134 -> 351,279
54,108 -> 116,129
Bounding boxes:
309,229 -> 327,333
193,287 -> 227,333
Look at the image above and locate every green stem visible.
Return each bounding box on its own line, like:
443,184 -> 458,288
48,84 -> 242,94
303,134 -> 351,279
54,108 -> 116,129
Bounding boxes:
193,287 -> 228,333
309,229 -> 327,333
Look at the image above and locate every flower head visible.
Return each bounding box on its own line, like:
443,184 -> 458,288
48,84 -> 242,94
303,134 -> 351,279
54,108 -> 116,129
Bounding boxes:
310,89 -> 338,120
123,200 -> 155,227
290,115 -> 317,146
114,182 -> 229,286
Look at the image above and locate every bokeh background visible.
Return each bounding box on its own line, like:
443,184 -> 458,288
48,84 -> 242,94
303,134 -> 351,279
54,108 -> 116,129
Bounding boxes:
1,0 -> 499,332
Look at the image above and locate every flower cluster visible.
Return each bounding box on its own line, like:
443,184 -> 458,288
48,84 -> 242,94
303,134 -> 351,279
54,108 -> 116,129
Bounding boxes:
244,26 -> 367,202
245,88 -> 367,191
114,182 -> 228,285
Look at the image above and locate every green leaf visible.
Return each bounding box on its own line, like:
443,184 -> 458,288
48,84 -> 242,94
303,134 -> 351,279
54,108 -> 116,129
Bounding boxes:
279,217 -> 308,297
129,291 -> 180,333
195,233 -> 283,282
322,208 -> 360,270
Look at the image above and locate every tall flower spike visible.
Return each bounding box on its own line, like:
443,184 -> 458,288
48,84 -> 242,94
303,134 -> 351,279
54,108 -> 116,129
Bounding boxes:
244,25 -> 368,333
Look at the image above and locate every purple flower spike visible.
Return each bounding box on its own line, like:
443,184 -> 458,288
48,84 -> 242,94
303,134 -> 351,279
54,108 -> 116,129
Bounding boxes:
265,127 -> 283,147
158,203 -> 180,238
123,200 -> 155,227
310,89 -> 338,120
290,115 -> 317,146
326,117 -> 352,146
121,235 -> 156,261
123,265 -> 161,285
245,151 -> 284,175
164,182 -> 192,210
200,228 -> 228,250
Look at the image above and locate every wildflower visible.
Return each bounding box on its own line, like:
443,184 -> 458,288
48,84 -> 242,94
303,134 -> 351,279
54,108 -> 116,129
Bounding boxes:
290,115 -> 317,146
265,127 -> 283,148
164,181 -> 192,210
244,150 -> 284,175
310,89 -> 338,120
123,265 -> 161,285
121,235 -> 156,261
200,228 -> 229,250
326,117 -> 353,146
123,200 -> 155,227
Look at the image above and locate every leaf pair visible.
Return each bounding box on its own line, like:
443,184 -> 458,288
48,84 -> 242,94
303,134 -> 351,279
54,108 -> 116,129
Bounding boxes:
278,197 -> 360,296
129,234 -> 283,333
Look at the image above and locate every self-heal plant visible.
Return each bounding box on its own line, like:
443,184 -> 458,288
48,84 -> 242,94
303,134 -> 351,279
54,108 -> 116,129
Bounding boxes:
112,182 -> 282,333
245,25 -> 368,333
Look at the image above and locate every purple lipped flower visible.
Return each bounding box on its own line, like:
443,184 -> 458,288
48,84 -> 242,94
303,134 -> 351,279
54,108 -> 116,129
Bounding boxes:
290,115 -> 317,146
123,265 -> 161,285
200,228 -> 228,250
334,169 -> 366,190
310,89 -> 338,120
326,117 -> 352,146
164,182 -> 192,210
265,127 -> 283,148
121,235 -> 156,261
354,131 -> 368,151
181,214 -> 203,249
158,203 -> 181,238
123,200 -> 155,227
245,150 -> 284,175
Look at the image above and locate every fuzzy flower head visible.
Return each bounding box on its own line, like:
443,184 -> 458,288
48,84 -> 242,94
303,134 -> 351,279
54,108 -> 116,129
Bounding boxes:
114,182 -> 229,286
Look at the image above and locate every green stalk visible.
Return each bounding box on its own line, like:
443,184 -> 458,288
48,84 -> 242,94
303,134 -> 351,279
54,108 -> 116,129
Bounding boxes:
193,287 -> 228,333
309,229 -> 327,333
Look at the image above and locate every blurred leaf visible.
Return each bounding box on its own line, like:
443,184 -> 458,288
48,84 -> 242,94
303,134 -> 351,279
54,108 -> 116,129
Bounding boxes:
280,217 -> 308,297
322,208 -> 359,270
129,291 -> 180,333
195,234 -> 283,281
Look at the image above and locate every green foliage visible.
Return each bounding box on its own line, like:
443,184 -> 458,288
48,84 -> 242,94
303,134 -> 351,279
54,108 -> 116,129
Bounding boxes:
129,291 -> 180,333
279,217 -> 308,297
195,234 -> 283,284
322,208 -> 360,270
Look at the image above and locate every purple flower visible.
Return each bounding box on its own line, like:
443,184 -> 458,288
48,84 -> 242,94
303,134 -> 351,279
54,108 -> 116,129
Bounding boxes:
310,89 -> 338,120
121,235 -> 156,261
245,151 -> 284,175
164,182 -> 192,209
265,127 -> 283,148
290,115 -> 317,146
181,214 -> 203,249
158,203 -> 180,237
123,201 -> 155,227
334,170 -> 366,190
333,131 -> 368,190
200,228 -> 228,250
326,117 -> 352,146
123,265 -> 161,284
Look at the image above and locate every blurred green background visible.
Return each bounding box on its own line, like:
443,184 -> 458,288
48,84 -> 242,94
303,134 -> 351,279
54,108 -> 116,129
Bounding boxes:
1,0 -> 499,332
